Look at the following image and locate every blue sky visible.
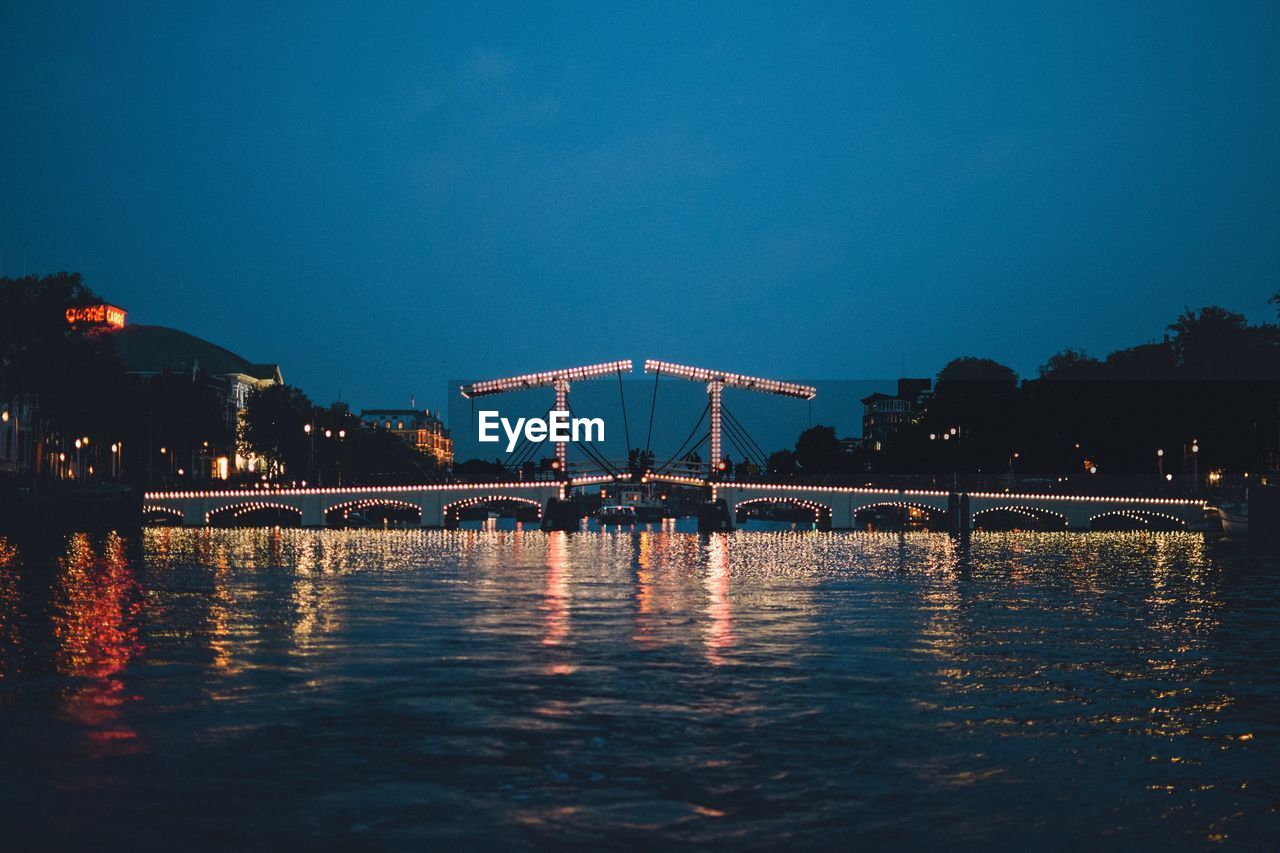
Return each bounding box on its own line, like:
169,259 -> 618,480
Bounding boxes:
2,1 -> 1277,438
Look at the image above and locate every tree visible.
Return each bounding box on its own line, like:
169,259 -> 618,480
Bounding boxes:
627,447 -> 655,478
766,449 -> 796,475
938,356 -> 1018,385
1038,348 -> 1102,379
794,425 -> 841,474
240,384 -> 313,478
1167,306 -> 1279,379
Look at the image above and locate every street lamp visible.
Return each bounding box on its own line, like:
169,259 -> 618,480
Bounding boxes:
1190,440 -> 1199,490
1157,448 -> 1164,479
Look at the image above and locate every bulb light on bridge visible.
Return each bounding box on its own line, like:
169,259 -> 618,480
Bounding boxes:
460,360 -> 633,398
643,360 -> 816,399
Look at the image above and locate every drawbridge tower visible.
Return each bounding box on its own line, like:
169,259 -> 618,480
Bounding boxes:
460,360 -> 633,475
643,360 -> 815,481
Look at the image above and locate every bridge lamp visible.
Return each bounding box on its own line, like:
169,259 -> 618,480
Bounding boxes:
949,427 -> 957,435
160,446 -> 167,455
1090,466 -> 1098,475
74,439 -> 82,449
82,436 -> 89,445
1157,449 -> 1163,457
929,433 -> 936,440
1,409 -> 8,423
1165,474 -> 1173,481
304,424 -> 312,435
324,429 -> 332,438
110,443 -> 117,453
177,468 -> 184,476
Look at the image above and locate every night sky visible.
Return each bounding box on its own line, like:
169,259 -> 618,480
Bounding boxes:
2,2 -> 1278,434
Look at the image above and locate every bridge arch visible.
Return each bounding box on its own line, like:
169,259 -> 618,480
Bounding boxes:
853,501 -> 947,532
1089,509 -> 1186,532
142,505 -> 184,525
325,498 -> 422,527
733,497 -> 833,530
972,505 -> 1069,532
207,501 -> 303,527
443,495 -> 543,529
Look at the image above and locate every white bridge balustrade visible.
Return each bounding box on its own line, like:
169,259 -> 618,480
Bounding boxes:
145,480 -> 1210,532
715,483 -> 1210,531
143,482 -> 564,528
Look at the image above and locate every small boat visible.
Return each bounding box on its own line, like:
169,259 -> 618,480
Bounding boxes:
597,504 -> 638,525
615,486 -> 665,521
1216,502 -> 1247,536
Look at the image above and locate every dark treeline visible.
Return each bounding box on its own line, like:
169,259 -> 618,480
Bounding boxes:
240,384 -> 442,486
764,303 -> 1279,487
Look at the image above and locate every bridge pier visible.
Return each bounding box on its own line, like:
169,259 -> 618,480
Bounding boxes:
301,494 -> 325,528
697,499 -> 733,532
541,498 -> 580,531
183,501 -> 206,527
419,491 -> 444,527
948,493 -> 971,541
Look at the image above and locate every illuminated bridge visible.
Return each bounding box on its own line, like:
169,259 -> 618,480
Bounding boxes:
141,478 -> 1208,531
142,358 -> 1211,532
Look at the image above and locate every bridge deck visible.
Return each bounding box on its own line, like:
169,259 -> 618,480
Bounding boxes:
142,479 -> 1210,531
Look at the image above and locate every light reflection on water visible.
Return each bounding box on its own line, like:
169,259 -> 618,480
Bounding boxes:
0,528 -> 1277,848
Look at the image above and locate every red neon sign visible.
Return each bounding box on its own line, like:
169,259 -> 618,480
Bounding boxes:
65,304 -> 127,329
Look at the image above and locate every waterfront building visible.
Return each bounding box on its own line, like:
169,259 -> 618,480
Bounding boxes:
359,408 -> 454,466
112,324 -> 283,476
861,378 -> 932,451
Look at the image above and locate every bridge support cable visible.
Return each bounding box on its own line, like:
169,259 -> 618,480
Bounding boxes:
720,423 -> 755,470
501,405 -> 554,474
617,369 -> 633,454
565,399 -> 625,478
717,410 -> 756,469
720,405 -> 770,469
656,433 -> 709,476
644,368 -> 660,455
652,401 -> 709,474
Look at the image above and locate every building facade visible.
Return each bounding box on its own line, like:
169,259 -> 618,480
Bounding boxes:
111,323 -> 283,478
861,378 -> 932,451
360,409 -> 454,467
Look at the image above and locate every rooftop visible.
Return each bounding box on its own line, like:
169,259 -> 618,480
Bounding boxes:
113,324 -> 282,383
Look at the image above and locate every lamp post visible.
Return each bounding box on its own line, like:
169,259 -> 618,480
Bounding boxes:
337,428 -> 346,485
1190,440 -> 1199,491
304,421 -> 316,486
1157,448 -> 1164,480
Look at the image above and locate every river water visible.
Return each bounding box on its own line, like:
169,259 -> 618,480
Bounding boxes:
0,525 -> 1277,849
